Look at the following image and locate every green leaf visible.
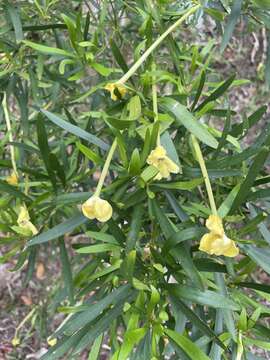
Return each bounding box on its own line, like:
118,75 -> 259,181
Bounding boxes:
164,190 -> 189,222
167,284 -> 240,310
110,39 -> 129,73
91,62 -> 113,76
5,1 -> 23,42
237,281 -> 270,294
152,199 -> 203,289
161,98 -> 218,149
191,70 -> 206,111
170,295 -> 226,351
40,109 -> 109,150
88,334 -> 103,360
36,116 -> 57,190
117,328 -> 147,360
59,238 -> 74,305
195,74 -> 236,112
165,329 -> 211,360
161,130 -> 181,169
164,227 -> 204,252
127,96 -> 141,120
141,165 -> 159,183
129,148 -> 141,175
0,180 -> 30,201
154,178 -> 203,190
23,40 -> 76,57
76,142 -> 102,164
229,147 -> 269,213
126,205 -> 144,253
76,243 -> 120,254
27,214 -> 87,246
218,184 -> 241,218
221,0 -> 243,52
231,105 -> 267,137
241,245 -> 270,276
57,285 -> 131,336
86,231 -> 119,245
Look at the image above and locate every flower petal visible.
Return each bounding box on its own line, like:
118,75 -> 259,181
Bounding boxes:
82,196 -> 97,219
164,157 -> 179,174
94,198 -> 113,222
222,239 -> 239,257
104,83 -> 126,101
199,232 -> 220,255
206,215 -> 224,236
17,206 -> 30,226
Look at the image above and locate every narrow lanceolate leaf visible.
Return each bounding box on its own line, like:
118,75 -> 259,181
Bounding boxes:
170,295 -> 226,350
27,214 -> 87,246
161,98 -> 218,149
229,147 -> 269,214
5,1 -> 23,42
165,329 -> 211,360
241,245 -> 270,276
191,70 -> 206,111
40,109 -> 109,150
110,39 -> 129,73
37,116 -> 57,190
126,204 -> 144,253
0,180 -> 30,201
23,40 -> 76,57
57,285 -> 132,336
221,0 -> 243,52
237,281 -> 270,294
167,284 -> 240,310
194,74 -> 235,112
59,238 -> 74,305
152,199 -> 203,289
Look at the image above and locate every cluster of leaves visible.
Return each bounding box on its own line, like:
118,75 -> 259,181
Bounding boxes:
1,0 -> 270,359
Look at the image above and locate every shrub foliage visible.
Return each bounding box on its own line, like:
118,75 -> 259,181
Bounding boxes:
1,1 -> 270,359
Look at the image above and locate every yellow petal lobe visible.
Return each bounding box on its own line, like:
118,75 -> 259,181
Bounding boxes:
47,337 -> 57,347
147,145 -> 179,180
94,198 -> 113,222
17,206 -> 38,235
6,171 -> 18,186
105,83 -> 127,101
82,196 -> 112,222
199,215 -> 239,258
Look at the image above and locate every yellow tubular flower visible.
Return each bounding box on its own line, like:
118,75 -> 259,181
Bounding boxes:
199,215 -> 239,257
11,337 -> 20,347
104,82 -> 127,101
17,206 -> 38,235
147,145 -> 179,180
6,171 -> 18,185
82,196 -> 113,222
47,337 -> 57,347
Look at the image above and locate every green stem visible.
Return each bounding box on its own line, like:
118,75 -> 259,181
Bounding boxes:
2,93 -> 18,177
94,138 -> 117,196
118,5 -> 200,84
152,62 -> 160,146
191,135 -> 217,215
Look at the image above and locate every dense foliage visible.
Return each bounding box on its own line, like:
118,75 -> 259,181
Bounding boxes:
1,0 -> 270,359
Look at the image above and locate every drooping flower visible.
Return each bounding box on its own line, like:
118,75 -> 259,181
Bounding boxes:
47,337 -> 57,347
147,145 -> 179,180
104,82 -> 127,101
17,206 -> 38,236
199,214 -> 239,257
11,337 -> 20,347
82,196 -> 112,222
6,171 -> 18,186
